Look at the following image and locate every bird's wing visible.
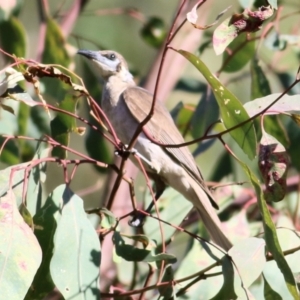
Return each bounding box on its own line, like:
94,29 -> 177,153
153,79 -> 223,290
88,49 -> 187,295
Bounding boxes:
122,86 -> 217,207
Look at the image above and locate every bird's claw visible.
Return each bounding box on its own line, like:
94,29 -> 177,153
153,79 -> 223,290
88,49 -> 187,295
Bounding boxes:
128,211 -> 147,228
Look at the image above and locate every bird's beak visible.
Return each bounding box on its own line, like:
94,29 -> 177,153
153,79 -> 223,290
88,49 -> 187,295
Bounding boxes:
77,49 -> 101,62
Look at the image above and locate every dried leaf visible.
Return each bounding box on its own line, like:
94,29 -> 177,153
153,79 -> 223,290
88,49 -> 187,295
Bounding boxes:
213,6 -> 273,55
187,1 -> 231,30
258,130 -> 289,202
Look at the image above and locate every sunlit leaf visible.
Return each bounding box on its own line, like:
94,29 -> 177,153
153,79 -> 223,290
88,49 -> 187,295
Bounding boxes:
50,185 -> 101,299
0,190 -> 42,300
0,69 -> 25,96
268,0 -> 278,9
244,94 -> 300,117
0,0 -> 23,21
213,6 -> 273,55
144,188 -> 193,245
178,49 -> 257,159
229,238 -> 266,287
239,0 -> 255,9
175,239 -> 225,299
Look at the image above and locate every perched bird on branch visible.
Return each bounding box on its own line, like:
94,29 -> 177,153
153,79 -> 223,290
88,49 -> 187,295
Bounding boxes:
78,49 -> 232,251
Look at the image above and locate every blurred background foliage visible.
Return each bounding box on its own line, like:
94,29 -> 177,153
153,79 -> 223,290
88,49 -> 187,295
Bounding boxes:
0,0 -> 300,299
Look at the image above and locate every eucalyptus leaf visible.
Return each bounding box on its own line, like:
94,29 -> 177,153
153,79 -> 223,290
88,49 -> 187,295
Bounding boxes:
50,185 -> 101,299
0,191 -> 42,300
178,50 -> 257,160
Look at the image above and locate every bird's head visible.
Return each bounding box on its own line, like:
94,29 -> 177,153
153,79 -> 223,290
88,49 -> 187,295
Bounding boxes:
77,49 -> 133,82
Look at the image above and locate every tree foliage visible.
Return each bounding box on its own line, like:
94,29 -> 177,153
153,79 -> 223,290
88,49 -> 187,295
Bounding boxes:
0,0 -> 300,299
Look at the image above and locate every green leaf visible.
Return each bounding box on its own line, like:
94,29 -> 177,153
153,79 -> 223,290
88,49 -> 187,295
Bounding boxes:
98,207 -> 117,229
191,87 -> 219,139
113,231 -> 176,264
1,103 -> 15,114
26,145 -> 49,216
178,49 -> 257,160
263,275 -> 283,300
42,18 -> 71,102
140,17 -> 167,48
287,120 -> 300,172
210,151 -> 233,181
17,101 -> 35,162
25,189 -> 60,299
17,101 -> 29,136
0,16 -> 26,58
85,125 -> 112,173
210,256 -> 237,300
175,239 -> 225,299
175,78 -> 207,93
144,188 -> 193,245
251,58 -> 271,99
158,265 -> 176,299
50,185 -> 101,299
222,33 -> 256,73
42,18 -> 70,67
0,190 -> 42,300
228,238 -> 266,287
263,116 -> 289,148
0,137 -> 19,164
19,202 -> 33,228
50,95 -> 78,158
240,164 -> 299,299
30,106 -> 51,135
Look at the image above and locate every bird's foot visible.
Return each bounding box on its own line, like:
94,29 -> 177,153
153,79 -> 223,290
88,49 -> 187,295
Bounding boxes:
114,143 -> 132,159
128,210 -> 147,227
115,144 -> 156,170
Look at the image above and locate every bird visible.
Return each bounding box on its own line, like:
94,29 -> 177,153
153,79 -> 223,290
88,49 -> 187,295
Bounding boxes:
77,49 -> 232,251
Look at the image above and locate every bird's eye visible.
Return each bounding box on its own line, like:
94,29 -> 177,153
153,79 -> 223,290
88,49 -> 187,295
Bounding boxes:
109,53 -> 116,60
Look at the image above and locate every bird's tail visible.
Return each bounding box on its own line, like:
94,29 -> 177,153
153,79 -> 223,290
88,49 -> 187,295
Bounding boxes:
188,180 -> 232,251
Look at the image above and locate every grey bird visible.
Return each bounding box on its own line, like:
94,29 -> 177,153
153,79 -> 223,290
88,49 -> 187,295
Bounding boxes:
78,49 -> 232,251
